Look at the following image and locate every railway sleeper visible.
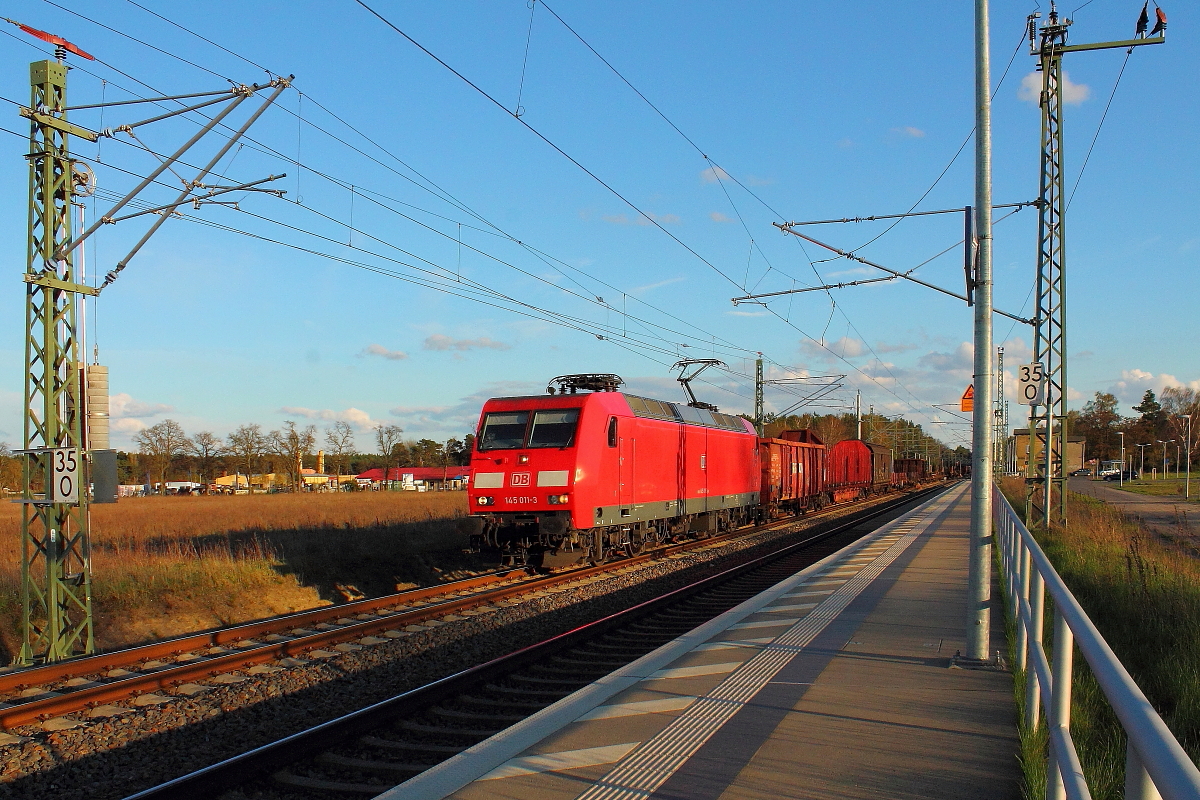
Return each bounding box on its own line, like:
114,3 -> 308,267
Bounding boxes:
398,719 -> 498,739
549,654 -> 635,668
506,672 -> 591,688
361,735 -> 466,756
458,693 -> 553,712
429,705 -> 528,725
272,770 -> 387,795
523,663 -> 614,679
317,752 -> 428,774
484,681 -> 572,698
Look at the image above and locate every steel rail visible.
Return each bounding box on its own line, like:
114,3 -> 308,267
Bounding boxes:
0,488 -> 930,728
121,485 -> 946,800
0,486 -> 898,693
995,488 -> 1200,800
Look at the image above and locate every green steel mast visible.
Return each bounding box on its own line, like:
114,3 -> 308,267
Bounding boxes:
18,54 -> 100,664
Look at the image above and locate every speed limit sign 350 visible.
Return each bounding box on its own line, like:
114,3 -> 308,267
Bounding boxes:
51,447 -> 79,503
1019,363 -> 1046,406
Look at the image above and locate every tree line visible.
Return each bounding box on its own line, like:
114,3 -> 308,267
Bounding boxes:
125,419 -> 475,490
1070,387 -> 1199,469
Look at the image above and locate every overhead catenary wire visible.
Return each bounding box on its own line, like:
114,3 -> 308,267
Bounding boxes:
39,4 -> 775,374
14,9 -> 955,431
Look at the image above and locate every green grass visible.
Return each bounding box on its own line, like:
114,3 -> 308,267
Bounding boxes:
1001,479 -> 1200,799
1108,477 -> 1200,503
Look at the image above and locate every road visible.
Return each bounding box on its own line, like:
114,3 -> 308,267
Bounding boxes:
1069,476 -> 1199,541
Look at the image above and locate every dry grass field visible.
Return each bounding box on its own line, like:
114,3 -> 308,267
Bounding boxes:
0,491 -> 476,658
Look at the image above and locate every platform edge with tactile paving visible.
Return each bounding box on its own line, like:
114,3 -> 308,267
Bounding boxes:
377,483 -> 1019,800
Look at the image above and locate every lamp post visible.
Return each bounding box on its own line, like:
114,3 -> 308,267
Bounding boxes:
1118,431 -> 1126,487
1159,440 -> 1173,483
1181,415 -> 1192,499
1177,442 -> 1182,480
1136,443 -> 1151,478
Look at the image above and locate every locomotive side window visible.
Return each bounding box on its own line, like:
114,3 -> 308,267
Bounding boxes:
479,411 -> 530,450
607,416 -> 618,447
527,409 -> 581,448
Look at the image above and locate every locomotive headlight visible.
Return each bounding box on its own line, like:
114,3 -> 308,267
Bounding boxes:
476,496 -> 494,506
548,493 -> 569,504
518,454 -> 530,464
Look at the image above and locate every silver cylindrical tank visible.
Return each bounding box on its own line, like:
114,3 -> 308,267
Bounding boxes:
86,365 -> 109,451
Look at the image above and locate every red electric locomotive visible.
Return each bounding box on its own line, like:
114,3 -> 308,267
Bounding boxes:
463,374 -> 759,566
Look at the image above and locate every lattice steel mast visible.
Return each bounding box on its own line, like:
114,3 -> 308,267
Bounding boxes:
1024,6 -> 1164,529
18,53 -> 99,663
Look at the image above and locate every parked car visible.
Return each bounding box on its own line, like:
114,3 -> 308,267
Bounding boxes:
1069,468 -> 1091,477
1103,470 -> 1138,481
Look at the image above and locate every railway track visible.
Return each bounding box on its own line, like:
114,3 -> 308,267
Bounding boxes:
0,487 -> 923,732
122,484 -> 946,799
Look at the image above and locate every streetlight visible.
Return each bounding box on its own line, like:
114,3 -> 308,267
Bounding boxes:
1136,443 -> 1151,478
1181,415 -> 1193,500
1118,431 -> 1126,487
1159,440 -> 1173,482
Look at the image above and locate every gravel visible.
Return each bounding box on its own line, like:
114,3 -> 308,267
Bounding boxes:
0,494 -> 910,800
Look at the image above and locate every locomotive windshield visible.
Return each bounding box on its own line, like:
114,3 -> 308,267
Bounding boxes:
527,409 -> 580,448
479,411 -> 530,450
477,408 -> 580,450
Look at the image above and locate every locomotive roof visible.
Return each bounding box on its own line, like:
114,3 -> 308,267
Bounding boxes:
485,392 -> 754,434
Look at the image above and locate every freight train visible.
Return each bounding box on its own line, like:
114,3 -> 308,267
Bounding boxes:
460,374 -> 928,566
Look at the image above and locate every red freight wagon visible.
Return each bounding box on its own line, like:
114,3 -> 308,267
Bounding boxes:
464,376 -> 759,565
826,439 -> 874,502
894,458 -> 928,486
759,430 -> 827,516
868,442 -> 895,489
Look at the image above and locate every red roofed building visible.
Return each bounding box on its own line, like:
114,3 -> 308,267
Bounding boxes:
355,466 -> 469,489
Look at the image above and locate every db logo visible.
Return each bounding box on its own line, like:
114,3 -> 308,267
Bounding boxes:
510,472 -> 531,487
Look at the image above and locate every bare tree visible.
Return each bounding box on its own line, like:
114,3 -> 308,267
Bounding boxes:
324,421 -> 355,486
134,419 -> 192,492
227,424 -> 267,493
374,423 -> 404,489
270,421 -> 317,491
188,431 -> 227,488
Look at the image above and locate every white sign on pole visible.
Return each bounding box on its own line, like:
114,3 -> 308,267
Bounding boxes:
1018,363 -> 1046,406
50,447 -> 79,503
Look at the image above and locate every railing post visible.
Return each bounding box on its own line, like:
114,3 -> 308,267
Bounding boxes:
1026,566 -> 1045,730
1047,607 -> 1074,800
1125,742 -> 1163,800
1016,542 -> 1030,673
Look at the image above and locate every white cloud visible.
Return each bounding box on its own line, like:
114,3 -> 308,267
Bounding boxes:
710,211 -> 735,223
110,393 -> 174,419
893,126 -> 925,138
727,309 -> 770,317
361,344 -> 408,361
1107,370 -> 1200,405
1019,71 -> 1090,105
280,406 -> 379,430
874,340 -> 917,354
631,277 -> 684,294
800,336 -> 866,362
744,174 -> 774,186
112,418 -> 148,434
918,342 -> 974,373
423,334 -> 511,352
700,166 -> 731,184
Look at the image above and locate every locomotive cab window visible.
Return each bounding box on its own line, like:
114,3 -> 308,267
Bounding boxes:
607,416 -> 618,447
527,409 -> 580,449
479,411 -> 530,451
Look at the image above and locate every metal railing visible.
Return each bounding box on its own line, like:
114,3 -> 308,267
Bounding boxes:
994,487 -> 1200,800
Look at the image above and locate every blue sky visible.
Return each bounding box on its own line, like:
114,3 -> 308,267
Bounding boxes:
0,0 -> 1195,454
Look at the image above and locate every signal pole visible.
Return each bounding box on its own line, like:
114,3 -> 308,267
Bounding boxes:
1024,6 -> 1163,530
754,355 -> 764,435
18,53 -> 100,663
994,347 -> 1005,477
966,0 -> 995,664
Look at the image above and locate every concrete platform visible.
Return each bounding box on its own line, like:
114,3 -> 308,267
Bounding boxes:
382,484 -> 1019,800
